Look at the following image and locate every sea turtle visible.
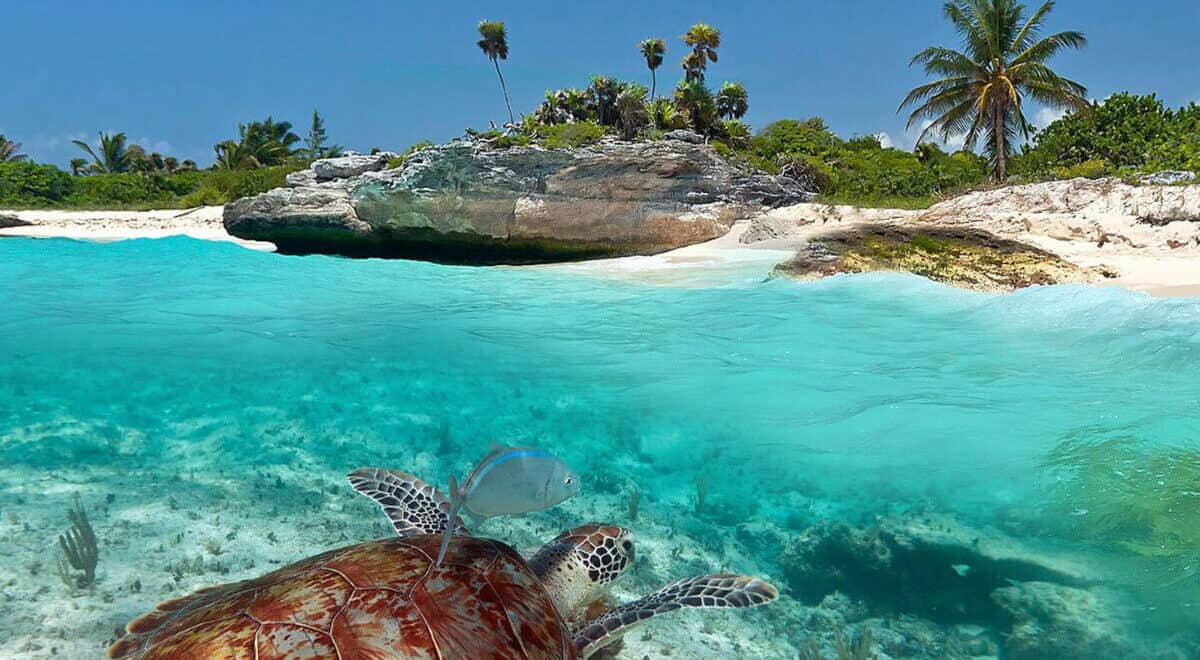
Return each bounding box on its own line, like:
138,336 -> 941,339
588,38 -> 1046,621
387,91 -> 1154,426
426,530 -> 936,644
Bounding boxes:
108,468 -> 778,659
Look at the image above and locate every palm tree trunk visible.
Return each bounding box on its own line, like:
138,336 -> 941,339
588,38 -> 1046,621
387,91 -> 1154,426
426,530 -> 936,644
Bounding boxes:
650,70 -> 657,101
993,102 -> 1008,181
493,58 -> 515,125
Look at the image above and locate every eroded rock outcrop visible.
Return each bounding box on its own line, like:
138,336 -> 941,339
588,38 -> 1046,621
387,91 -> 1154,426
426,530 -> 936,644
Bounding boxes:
224,135 -> 813,263
773,225 -> 1105,292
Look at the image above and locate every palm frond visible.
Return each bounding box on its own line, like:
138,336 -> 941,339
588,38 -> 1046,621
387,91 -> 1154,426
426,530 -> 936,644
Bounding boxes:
1011,30 -> 1087,66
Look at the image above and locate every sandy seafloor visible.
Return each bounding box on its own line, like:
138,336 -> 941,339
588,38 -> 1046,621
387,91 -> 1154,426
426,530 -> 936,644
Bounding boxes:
2,221 -> 1200,659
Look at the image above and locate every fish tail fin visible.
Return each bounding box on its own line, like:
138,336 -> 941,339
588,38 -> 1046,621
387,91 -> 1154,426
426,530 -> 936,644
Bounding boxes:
436,474 -> 464,566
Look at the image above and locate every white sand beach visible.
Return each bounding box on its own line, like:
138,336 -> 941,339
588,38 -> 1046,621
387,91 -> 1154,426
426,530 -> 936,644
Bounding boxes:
5,179 -> 1200,298
0,207 -> 274,251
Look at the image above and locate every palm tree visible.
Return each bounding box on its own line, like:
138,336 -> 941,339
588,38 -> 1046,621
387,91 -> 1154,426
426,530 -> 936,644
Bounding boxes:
0,134 -> 28,162
639,38 -> 666,100
241,117 -> 301,166
674,80 -> 718,134
900,0 -> 1088,180
213,140 -> 256,170
69,158 -> 89,176
72,132 -> 135,174
681,23 -> 720,84
477,20 -> 514,125
716,82 -> 749,119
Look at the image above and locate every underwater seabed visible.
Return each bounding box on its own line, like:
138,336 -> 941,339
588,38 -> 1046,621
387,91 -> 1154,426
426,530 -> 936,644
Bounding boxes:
1,237 -> 1199,659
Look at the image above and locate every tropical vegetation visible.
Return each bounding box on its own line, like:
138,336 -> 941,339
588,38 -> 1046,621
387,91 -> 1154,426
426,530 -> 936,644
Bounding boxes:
1,114 -> 319,209
900,0 -> 1089,180
0,134 -> 28,162
639,38 -> 666,100
477,20 -> 514,125
6,11 -> 1199,213
1016,93 -> 1200,178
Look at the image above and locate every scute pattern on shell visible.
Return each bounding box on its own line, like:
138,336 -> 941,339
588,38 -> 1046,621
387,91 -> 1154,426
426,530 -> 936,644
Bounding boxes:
108,535 -> 573,660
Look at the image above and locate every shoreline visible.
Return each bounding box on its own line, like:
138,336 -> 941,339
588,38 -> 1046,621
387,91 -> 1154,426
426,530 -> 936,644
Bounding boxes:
0,207 -> 275,251
3,196 -> 1199,298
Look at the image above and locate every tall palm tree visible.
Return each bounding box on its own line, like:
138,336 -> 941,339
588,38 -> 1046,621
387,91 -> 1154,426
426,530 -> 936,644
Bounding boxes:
639,38 -> 666,100
477,20 -> 514,125
0,134 -> 28,162
72,132 -> 135,174
681,23 -> 720,84
900,0 -> 1088,180
716,82 -> 749,119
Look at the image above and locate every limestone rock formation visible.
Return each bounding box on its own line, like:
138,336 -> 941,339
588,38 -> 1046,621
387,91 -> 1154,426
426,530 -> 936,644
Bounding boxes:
772,225 -> 1104,292
224,137 -> 813,263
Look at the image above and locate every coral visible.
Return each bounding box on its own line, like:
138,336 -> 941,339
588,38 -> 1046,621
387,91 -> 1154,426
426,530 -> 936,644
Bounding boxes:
799,627 -> 875,660
627,483 -> 640,522
694,475 -> 708,516
56,494 -> 99,589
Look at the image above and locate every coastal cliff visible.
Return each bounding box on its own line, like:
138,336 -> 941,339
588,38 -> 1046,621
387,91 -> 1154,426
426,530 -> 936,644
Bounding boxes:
223,133 -> 813,263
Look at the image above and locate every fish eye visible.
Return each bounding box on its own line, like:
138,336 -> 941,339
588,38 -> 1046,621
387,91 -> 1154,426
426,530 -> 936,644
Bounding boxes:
563,476 -> 574,486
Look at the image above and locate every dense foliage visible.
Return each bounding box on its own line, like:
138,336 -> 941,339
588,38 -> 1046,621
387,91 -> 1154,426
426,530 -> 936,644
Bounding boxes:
0,161 -> 298,209
733,118 -> 990,206
1015,93 -> 1200,178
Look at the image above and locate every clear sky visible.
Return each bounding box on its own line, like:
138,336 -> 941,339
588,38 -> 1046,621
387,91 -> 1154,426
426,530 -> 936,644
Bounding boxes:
4,0 -> 1198,167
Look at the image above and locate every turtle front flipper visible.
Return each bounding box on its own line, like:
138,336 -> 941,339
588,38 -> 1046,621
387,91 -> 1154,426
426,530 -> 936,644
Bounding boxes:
572,574 -> 778,659
346,468 -> 466,537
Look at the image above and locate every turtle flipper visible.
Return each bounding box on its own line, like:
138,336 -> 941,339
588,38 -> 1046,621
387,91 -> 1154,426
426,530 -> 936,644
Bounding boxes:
347,468 -> 465,537
572,574 -> 778,659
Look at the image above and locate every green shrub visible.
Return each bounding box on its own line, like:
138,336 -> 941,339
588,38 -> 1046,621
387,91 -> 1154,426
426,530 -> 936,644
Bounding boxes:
538,121 -> 607,149
1019,93 -> 1200,176
1054,159 -> 1113,180
752,118 -> 843,163
0,161 -> 74,207
66,174 -> 172,206
184,166 -> 300,205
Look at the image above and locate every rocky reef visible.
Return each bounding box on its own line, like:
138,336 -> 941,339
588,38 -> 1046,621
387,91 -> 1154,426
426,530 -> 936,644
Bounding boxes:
224,134 -> 812,263
772,225 -> 1104,292
778,512 -> 1200,659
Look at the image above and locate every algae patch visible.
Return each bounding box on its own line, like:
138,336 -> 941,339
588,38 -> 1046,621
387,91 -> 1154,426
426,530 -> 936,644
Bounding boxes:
774,225 -> 1103,292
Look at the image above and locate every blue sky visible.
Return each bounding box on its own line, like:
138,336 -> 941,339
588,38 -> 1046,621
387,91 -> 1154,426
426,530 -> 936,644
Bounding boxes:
4,0 -> 1198,167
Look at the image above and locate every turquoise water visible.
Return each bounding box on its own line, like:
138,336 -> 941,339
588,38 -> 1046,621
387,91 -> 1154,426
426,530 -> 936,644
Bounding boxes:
3,237 -> 1200,657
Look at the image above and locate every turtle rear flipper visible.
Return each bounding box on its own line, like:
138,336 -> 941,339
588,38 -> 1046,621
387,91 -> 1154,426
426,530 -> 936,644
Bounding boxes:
346,468 -> 465,537
572,574 -> 778,659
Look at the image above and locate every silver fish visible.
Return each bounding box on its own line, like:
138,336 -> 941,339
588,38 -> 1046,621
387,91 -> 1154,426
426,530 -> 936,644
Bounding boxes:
436,444 -> 580,565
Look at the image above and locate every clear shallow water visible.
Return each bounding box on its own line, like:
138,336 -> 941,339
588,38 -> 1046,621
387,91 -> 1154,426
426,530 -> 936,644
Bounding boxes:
2,237 -> 1199,656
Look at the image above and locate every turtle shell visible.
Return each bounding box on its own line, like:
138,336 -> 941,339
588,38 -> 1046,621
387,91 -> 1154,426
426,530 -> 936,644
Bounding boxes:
109,535 -> 575,660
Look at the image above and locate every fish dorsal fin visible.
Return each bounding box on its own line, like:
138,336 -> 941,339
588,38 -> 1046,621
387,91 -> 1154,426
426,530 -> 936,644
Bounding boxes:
571,574 -> 778,658
346,468 -> 465,537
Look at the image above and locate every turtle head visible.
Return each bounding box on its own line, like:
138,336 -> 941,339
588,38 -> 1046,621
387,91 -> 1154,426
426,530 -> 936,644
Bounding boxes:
527,523 -> 634,622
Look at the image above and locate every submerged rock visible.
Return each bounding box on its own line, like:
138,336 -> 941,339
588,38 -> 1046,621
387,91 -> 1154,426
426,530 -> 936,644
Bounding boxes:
772,225 -> 1105,292
991,581 -> 1131,660
224,137 -> 813,263
780,513 -> 1101,624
